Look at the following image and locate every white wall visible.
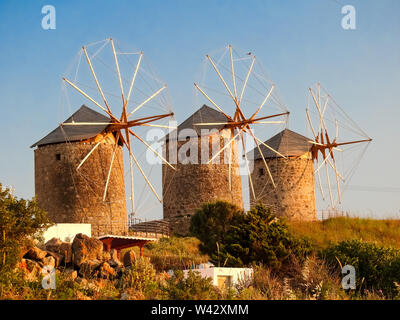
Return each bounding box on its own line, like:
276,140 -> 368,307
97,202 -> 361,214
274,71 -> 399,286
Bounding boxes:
42,223 -> 91,243
183,267 -> 253,288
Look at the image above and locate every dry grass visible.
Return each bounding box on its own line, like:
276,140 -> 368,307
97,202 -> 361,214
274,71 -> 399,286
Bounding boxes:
288,217 -> 400,250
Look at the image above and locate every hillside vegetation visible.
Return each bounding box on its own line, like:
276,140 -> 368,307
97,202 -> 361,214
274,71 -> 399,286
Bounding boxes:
288,217 -> 400,250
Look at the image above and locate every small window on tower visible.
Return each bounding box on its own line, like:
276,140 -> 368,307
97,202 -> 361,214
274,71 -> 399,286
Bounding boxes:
56,153 -> 61,161
259,168 -> 264,176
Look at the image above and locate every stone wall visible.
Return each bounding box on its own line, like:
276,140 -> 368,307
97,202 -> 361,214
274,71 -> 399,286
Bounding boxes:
162,130 -> 243,235
34,142 -> 128,236
251,155 -> 316,221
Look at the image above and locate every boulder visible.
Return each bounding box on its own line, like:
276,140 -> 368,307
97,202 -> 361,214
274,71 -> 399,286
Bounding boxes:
65,268 -> 78,281
78,259 -> 101,278
24,247 -> 47,261
45,251 -> 63,267
23,259 -> 42,281
108,249 -> 123,268
123,250 -> 136,267
72,233 -> 103,267
45,238 -> 72,264
98,262 -> 115,279
42,256 -> 56,268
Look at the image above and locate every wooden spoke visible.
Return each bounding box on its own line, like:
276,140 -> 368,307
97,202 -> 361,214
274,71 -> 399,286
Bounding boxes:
62,77 -> 119,122
110,38 -> 125,105
77,135 -> 106,170
239,56 -> 255,106
129,129 -> 176,170
316,168 -> 325,200
240,132 -> 256,200
206,53 -> 236,103
194,83 -> 233,121
306,107 -> 317,138
128,147 -> 162,203
82,46 -> 112,114
246,126 -> 276,188
229,45 -> 238,100
127,85 -> 167,118
249,85 -> 275,120
126,52 -> 143,108
252,134 -> 288,159
103,134 -> 120,202
208,127 -> 244,164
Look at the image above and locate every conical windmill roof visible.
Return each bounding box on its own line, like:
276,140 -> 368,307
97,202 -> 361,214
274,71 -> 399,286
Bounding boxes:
31,105 -> 111,148
249,129 -> 312,160
165,104 -> 228,141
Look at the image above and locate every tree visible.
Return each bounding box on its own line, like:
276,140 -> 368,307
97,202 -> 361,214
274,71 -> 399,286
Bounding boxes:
189,201 -> 244,259
191,202 -> 312,270
0,184 -> 52,270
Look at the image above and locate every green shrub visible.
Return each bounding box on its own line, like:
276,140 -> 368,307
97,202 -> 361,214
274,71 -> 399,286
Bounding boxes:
191,202 -> 313,270
118,257 -> 157,295
321,240 -> 400,296
161,270 -> 220,300
0,184 -> 52,271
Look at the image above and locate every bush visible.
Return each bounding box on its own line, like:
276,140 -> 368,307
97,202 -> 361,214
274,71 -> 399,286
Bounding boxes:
0,184 -> 52,271
191,202 -> 313,270
321,240 -> 400,297
144,236 -> 209,271
161,270 -> 220,300
118,257 -> 157,295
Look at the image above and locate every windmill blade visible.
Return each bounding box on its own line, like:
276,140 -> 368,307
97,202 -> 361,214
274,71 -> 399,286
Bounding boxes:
240,131 -> 256,201
306,108 -> 317,138
127,85 -> 167,118
129,130 -> 176,170
110,38 -> 125,105
208,127 -> 244,164
129,149 -> 162,203
102,135 -> 120,202
194,83 -> 233,121
229,45 -> 238,99
62,77 -> 118,122
206,53 -> 236,103
77,135 -> 107,170
239,56 -> 255,105
324,159 -> 334,207
316,168 -> 325,200
249,85 -> 275,120
252,135 -> 288,159
246,125 -> 276,188
125,52 -> 143,108
82,46 -> 112,114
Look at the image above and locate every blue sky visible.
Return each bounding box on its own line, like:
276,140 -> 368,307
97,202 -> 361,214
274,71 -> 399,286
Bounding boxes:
0,0 -> 399,219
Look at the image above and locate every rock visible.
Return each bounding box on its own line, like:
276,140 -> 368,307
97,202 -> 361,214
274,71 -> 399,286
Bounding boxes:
65,268 -> 78,281
42,256 -> 56,268
123,250 -> 136,267
98,262 -> 115,279
45,238 -> 72,265
24,247 -> 47,261
78,259 -> 101,278
108,249 -> 123,268
45,251 -> 63,267
72,233 -> 103,267
23,259 -> 43,281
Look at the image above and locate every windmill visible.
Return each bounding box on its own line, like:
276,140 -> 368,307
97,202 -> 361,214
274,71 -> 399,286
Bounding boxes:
193,45 -> 289,199
60,38 -> 176,215
306,83 -> 372,208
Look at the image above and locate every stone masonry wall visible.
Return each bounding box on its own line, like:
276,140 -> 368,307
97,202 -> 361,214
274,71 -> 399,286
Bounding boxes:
34,142 -> 128,236
162,130 -> 243,235
251,155 -> 316,221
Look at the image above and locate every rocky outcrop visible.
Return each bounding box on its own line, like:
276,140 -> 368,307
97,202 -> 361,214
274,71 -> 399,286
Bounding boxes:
71,233 -> 104,267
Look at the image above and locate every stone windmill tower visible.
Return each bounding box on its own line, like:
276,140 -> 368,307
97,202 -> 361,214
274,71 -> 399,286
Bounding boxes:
249,129 -> 317,221
31,105 -> 128,236
162,104 -> 243,234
